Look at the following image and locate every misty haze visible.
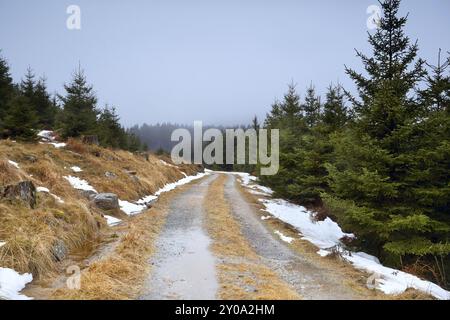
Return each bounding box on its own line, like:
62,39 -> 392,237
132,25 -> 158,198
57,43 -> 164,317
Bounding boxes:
0,0 -> 449,309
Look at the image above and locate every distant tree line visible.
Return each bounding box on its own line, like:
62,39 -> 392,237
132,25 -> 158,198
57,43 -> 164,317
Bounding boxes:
0,60 -> 145,151
260,0 -> 450,288
130,123 -> 249,152
130,123 -> 194,153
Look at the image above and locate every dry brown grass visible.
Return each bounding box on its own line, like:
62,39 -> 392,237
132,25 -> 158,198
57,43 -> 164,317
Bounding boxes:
63,139 -> 188,200
51,197 -> 170,300
50,180 -> 198,300
0,173 -> 101,279
204,174 -> 300,300
66,138 -> 88,155
0,138 -> 198,289
0,159 -> 21,185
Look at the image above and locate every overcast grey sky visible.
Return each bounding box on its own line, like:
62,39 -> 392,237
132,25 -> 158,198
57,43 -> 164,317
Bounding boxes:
1,0 -> 449,126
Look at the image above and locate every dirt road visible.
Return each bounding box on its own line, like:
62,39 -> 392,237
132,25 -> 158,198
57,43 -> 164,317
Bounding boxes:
140,172 -> 370,300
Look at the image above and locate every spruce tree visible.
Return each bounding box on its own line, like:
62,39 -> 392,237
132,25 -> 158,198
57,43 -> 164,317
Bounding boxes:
420,49 -> 450,113
97,106 -> 127,149
260,84 -> 306,198
345,0 -> 425,141
17,68 -> 57,129
281,84 -> 350,204
324,0 -> 450,271
279,84 -> 347,205
33,78 -> 57,128
264,100 -> 282,129
322,84 -> 348,132
0,54 -> 15,133
252,115 -> 260,131
302,84 -> 321,128
3,94 -> 38,140
279,83 -> 304,133
126,130 -> 143,152
59,68 -> 98,138
20,67 -> 35,100
404,51 -> 450,283
1,66 -> 39,140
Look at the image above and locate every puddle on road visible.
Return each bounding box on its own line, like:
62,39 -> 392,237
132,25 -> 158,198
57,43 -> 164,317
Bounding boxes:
141,176 -> 218,300
145,226 -> 217,300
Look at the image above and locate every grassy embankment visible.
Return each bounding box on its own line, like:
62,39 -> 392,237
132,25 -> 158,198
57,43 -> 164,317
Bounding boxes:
0,138 -> 199,299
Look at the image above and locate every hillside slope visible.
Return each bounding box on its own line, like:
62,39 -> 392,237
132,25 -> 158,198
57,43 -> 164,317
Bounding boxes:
0,135 -> 201,299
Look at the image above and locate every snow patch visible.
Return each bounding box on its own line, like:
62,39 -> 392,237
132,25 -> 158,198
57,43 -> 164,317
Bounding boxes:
0,268 -> 33,300
261,198 -> 352,249
274,230 -> 295,244
230,172 -> 257,186
154,172 -> 209,196
36,186 -> 50,193
37,130 -> 66,148
259,197 -> 450,299
119,200 -> 146,216
37,130 -> 55,141
136,195 -> 158,206
261,216 -> 271,220
105,215 -> 121,226
49,142 -> 66,148
252,184 -> 274,195
160,160 -> 177,168
54,195 -> 65,203
235,173 -> 273,195
249,189 -> 268,196
122,171 -> 209,216
343,251 -> 450,300
8,160 -> 20,169
36,186 -> 65,204
63,176 -> 97,193
0,241 -> 6,248
317,249 -> 331,257
206,170 -> 273,195
204,170 -> 255,184
70,166 -> 83,173
63,170 -> 208,218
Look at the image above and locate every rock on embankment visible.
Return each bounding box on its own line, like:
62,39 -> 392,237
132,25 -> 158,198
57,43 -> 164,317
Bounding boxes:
0,181 -> 36,208
92,193 -> 120,210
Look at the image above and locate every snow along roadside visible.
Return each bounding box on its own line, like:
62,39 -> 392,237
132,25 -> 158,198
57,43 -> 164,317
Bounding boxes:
64,171 -> 210,222
230,171 -> 450,300
0,268 -> 33,300
123,171 -> 210,215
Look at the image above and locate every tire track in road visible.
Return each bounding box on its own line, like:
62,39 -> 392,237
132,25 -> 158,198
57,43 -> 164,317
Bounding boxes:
224,174 -> 363,300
